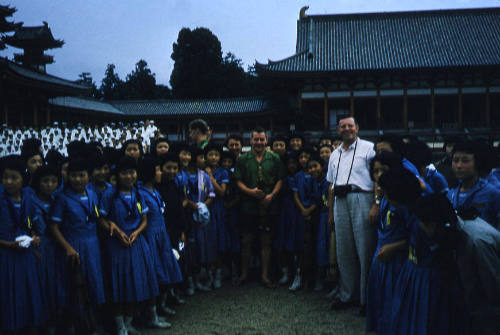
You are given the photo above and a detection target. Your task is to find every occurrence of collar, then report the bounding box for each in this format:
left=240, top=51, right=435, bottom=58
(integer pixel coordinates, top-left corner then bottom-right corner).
left=340, top=138, right=358, bottom=152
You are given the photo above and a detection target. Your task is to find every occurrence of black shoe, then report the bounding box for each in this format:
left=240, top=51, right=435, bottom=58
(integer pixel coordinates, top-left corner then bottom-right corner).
left=357, top=305, right=366, bottom=317
left=330, top=298, right=353, bottom=310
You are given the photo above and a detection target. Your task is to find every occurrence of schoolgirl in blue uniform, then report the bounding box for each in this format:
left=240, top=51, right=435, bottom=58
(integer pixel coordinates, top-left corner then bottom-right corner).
left=49, top=158, right=105, bottom=333
left=274, top=152, right=299, bottom=285
left=204, top=144, right=230, bottom=288
left=87, top=153, right=111, bottom=202
left=138, top=157, right=183, bottom=316
left=307, top=155, right=329, bottom=291
left=447, top=141, right=500, bottom=227
left=28, top=165, right=63, bottom=332
left=366, top=167, right=419, bottom=334
left=184, top=147, right=216, bottom=291
left=390, top=194, right=468, bottom=335
left=0, top=155, right=47, bottom=333
left=99, top=156, right=167, bottom=333
left=289, top=147, right=317, bottom=291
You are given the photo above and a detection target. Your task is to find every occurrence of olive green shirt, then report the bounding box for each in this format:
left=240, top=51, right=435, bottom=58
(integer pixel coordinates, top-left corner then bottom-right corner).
left=234, top=149, right=286, bottom=215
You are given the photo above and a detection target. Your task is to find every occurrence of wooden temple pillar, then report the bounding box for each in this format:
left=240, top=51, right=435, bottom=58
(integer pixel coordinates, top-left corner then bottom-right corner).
left=297, top=89, right=302, bottom=115
left=349, top=91, right=354, bottom=117
left=323, top=88, right=328, bottom=130
left=32, top=100, right=38, bottom=128
left=457, top=87, right=463, bottom=128
left=430, top=88, right=435, bottom=129
left=3, top=104, right=8, bottom=125
left=46, top=106, right=51, bottom=124
left=485, top=87, right=491, bottom=127
left=403, top=88, right=408, bottom=129
left=376, top=87, right=381, bottom=130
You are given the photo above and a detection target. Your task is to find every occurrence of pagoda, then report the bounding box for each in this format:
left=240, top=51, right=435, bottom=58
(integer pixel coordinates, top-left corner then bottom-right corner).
left=4, top=21, right=64, bottom=73
left=0, top=4, right=22, bottom=50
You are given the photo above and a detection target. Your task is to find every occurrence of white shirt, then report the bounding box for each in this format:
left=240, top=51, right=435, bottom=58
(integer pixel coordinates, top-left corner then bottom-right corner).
left=326, top=137, right=375, bottom=192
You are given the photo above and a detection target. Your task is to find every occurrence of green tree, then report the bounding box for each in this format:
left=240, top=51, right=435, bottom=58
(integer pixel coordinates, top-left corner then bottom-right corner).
left=99, top=64, right=123, bottom=100
left=76, top=72, right=98, bottom=97
left=122, top=59, right=158, bottom=99
left=170, top=27, right=223, bottom=98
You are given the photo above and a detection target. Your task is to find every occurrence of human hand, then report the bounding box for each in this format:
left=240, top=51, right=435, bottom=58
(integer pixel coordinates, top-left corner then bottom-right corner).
left=129, top=230, right=140, bottom=245
left=260, top=194, right=273, bottom=207
left=205, top=167, right=212, bottom=175
left=376, top=245, right=394, bottom=263
left=251, top=188, right=265, bottom=199
left=369, top=204, right=379, bottom=225
left=66, top=246, right=80, bottom=266
left=180, top=232, right=186, bottom=243
left=31, top=236, right=41, bottom=247
left=328, top=213, right=334, bottom=232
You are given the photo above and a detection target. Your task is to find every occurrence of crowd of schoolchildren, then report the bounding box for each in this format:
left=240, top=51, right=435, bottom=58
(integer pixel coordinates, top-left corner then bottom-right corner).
left=0, top=118, right=499, bottom=335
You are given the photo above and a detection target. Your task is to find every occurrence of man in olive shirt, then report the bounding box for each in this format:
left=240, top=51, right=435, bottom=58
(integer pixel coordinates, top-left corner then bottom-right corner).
left=188, top=119, right=211, bottom=149
left=234, top=126, right=285, bottom=288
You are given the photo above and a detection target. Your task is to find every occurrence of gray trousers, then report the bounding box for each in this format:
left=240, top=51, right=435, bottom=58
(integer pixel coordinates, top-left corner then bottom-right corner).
left=334, top=192, right=377, bottom=305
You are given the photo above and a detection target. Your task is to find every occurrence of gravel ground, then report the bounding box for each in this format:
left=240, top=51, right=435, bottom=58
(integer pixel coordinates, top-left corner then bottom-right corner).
left=142, top=281, right=365, bottom=335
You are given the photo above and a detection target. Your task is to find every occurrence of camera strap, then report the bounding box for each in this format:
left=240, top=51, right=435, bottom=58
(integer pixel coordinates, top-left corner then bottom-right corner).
left=333, top=138, right=358, bottom=187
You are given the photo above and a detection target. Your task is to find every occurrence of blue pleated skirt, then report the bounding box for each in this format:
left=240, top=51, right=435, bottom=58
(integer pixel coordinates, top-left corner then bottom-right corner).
left=145, top=226, right=183, bottom=285
left=0, top=247, right=48, bottom=332
left=106, top=233, right=159, bottom=303
left=39, top=236, right=67, bottom=312
left=63, top=234, right=106, bottom=306
left=194, top=221, right=217, bottom=264
left=390, top=260, right=468, bottom=335
left=366, top=247, right=405, bottom=334
left=316, top=211, right=330, bottom=267
left=210, top=198, right=230, bottom=254
left=273, top=196, right=300, bottom=252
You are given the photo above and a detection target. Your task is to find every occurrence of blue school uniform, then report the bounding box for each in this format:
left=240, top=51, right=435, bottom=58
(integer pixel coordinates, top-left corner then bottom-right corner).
left=87, top=181, right=111, bottom=202
left=366, top=197, right=409, bottom=334
left=292, top=170, right=317, bottom=251
left=139, top=185, right=183, bottom=285
left=390, top=213, right=467, bottom=335
left=273, top=175, right=299, bottom=251
left=225, top=171, right=240, bottom=253
left=424, top=168, right=449, bottom=194
left=447, top=178, right=500, bottom=228
left=187, top=170, right=216, bottom=264
left=99, top=186, right=159, bottom=302
left=210, top=167, right=230, bottom=254
left=0, top=189, right=47, bottom=332
left=50, top=187, right=106, bottom=306
left=28, top=194, right=66, bottom=313
left=315, top=177, right=330, bottom=267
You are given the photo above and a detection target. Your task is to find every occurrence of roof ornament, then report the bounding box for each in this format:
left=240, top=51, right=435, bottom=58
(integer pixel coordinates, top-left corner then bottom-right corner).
left=300, top=6, right=309, bottom=19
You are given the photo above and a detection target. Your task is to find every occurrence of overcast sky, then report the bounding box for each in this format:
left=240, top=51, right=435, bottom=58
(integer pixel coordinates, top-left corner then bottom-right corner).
left=3, top=0, right=499, bottom=86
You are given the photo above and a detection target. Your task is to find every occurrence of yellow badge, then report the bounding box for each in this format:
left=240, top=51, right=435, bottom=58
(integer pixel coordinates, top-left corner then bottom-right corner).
left=137, top=202, right=142, bottom=214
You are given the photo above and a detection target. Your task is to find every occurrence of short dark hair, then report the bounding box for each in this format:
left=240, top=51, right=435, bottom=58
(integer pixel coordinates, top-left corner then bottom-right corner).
left=224, top=134, right=243, bottom=148
left=251, top=126, right=266, bottom=138
left=189, top=119, right=210, bottom=134
left=337, top=115, right=358, bottom=126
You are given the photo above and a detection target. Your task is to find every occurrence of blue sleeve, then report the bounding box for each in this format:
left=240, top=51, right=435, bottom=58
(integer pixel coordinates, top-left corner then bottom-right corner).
left=221, top=169, right=230, bottom=184
left=291, top=174, right=299, bottom=192
left=430, top=171, right=449, bottom=194
left=137, top=190, right=149, bottom=215
left=206, top=172, right=215, bottom=198
left=99, top=188, right=113, bottom=217
left=50, top=193, right=65, bottom=223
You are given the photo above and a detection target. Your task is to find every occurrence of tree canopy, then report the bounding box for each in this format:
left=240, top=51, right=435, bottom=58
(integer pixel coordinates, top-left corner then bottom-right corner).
left=170, top=27, right=259, bottom=99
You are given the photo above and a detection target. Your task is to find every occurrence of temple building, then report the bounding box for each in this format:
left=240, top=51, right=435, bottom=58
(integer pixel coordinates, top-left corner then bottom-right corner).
left=256, top=7, right=500, bottom=139
left=0, top=14, right=88, bottom=127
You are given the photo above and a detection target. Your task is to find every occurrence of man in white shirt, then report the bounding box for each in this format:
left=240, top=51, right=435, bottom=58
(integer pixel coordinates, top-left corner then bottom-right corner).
left=326, top=116, right=377, bottom=315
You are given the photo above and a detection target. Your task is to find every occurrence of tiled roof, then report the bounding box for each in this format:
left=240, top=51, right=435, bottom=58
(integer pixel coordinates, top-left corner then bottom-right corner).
left=7, top=61, right=88, bottom=90
left=110, top=97, right=268, bottom=116
left=49, top=96, right=124, bottom=115
left=4, top=24, right=63, bottom=49
left=257, top=7, right=500, bottom=74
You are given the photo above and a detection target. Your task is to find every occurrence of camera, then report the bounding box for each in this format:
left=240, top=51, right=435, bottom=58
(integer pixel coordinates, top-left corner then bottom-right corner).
left=334, top=184, right=352, bottom=198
